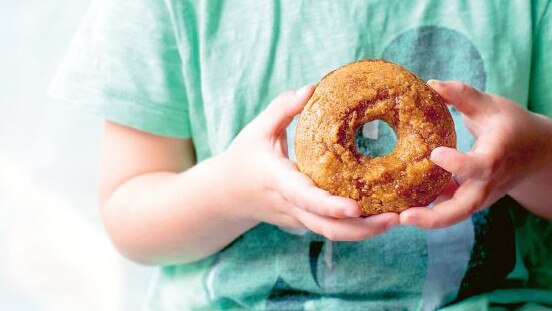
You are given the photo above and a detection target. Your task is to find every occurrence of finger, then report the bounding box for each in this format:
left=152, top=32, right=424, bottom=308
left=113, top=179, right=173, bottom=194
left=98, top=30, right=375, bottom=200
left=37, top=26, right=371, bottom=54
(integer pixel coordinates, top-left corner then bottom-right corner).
left=427, top=80, right=494, bottom=119
left=432, top=178, right=460, bottom=205
left=430, top=147, right=495, bottom=181
left=254, top=84, right=315, bottom=136
left=275, top=167, right=362, bottom=218
left=400, top=180, right=487, bottom=228
left=295, top=209, right=399, bottom=241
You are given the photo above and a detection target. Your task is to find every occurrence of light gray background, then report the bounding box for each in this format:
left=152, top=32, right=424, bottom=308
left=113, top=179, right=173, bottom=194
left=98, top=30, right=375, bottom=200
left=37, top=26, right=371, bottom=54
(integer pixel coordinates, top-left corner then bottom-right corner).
left=1, top=0, right=153, bottom=310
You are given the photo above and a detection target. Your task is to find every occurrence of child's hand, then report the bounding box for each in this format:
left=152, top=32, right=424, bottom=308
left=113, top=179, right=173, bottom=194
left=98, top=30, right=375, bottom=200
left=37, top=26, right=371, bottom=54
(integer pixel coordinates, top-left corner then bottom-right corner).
left=222, top=85, right=399, bottom=241
left=400, top=81, right=552, bottom=228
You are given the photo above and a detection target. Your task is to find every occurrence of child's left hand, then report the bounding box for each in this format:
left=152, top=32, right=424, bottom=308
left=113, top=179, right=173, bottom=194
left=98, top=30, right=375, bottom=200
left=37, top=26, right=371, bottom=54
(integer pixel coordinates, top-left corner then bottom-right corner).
left=400, top=80, right=552, bottom=228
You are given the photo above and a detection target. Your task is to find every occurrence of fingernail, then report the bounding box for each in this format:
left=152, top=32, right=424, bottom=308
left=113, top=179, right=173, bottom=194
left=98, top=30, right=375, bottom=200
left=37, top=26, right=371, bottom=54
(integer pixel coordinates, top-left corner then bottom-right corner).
left=427, top=79, right=443, bottom=87
left=296, top=84, right=313, bottom=97
left=430, top=147, right=444, bottom=161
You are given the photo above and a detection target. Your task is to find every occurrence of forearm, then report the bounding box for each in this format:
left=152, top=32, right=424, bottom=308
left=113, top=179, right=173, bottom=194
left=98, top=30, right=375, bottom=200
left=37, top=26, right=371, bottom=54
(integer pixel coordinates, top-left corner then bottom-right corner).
left=101, top=155, right=258, bottom=265
left=508, top=113, right=552, bottom=219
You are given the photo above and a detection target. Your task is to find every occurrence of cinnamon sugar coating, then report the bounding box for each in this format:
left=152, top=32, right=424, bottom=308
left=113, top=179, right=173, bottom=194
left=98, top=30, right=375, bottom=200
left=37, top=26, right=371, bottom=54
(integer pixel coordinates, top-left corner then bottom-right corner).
left=295, top=60, right=456, bottom=215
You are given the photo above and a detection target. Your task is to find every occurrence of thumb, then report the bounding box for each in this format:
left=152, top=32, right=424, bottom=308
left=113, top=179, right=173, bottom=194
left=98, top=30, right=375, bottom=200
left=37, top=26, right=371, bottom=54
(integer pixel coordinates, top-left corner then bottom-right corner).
left=428, top=80, right=493, bottom=120
left=255, top=84, right=315, bottom=136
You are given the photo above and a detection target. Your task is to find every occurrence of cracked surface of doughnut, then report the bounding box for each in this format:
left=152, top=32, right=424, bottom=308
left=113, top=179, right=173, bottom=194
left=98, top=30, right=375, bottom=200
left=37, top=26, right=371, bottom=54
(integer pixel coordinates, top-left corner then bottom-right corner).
left=295, top=60, right=456, bottom=215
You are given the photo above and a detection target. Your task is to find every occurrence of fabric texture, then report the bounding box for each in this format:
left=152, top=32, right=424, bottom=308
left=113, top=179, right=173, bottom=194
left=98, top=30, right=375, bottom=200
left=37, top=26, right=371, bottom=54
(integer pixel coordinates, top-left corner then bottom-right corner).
left=49, top=0, right=552, bottom=310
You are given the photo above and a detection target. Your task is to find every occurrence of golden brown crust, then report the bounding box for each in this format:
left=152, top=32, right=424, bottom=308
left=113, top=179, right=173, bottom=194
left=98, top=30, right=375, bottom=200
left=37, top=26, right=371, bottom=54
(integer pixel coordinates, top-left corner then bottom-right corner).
left=294, top=59, right=456, bottom=215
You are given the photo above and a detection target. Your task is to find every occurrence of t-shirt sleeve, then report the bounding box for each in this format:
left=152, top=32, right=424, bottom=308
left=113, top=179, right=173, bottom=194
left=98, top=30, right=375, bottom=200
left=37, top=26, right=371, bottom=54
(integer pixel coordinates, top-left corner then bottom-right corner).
left=528, top=1, right=552, bottom=118
left=49, top=0, right=191, bottom=138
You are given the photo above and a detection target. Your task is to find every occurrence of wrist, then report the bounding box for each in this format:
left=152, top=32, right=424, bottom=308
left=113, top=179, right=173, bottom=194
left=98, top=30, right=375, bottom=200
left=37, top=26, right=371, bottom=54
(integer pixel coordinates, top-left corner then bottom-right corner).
left=507, top=113, right=552, bottom=218
left=209, top=151, right=261, bottom=228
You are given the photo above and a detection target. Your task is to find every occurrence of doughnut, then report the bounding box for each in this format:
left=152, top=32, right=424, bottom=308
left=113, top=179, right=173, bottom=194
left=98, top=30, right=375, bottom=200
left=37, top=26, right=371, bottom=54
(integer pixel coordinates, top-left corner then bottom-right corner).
left=294, top=59, right=456, bottom=215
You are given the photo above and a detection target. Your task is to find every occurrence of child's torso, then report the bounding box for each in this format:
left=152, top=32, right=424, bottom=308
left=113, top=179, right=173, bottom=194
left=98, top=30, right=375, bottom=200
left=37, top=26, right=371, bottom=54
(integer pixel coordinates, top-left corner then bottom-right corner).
left=149, top=1, right=539, bottom=310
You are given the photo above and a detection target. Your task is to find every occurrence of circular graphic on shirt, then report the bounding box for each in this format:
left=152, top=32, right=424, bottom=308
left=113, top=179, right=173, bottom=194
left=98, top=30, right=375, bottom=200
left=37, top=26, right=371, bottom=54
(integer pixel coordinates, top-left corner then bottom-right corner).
left=381, top=25, right=486, bottom=91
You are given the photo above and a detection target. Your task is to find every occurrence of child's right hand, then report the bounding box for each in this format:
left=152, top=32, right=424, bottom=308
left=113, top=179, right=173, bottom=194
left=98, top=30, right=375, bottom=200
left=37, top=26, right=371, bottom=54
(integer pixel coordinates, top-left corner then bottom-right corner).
left=221, top=85, right=400, bottom=241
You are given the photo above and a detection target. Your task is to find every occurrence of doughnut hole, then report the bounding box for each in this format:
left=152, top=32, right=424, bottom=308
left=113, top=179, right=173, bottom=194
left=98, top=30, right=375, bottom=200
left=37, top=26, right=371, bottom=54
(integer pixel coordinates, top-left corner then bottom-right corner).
left=354, top=120, right=397, bottom=157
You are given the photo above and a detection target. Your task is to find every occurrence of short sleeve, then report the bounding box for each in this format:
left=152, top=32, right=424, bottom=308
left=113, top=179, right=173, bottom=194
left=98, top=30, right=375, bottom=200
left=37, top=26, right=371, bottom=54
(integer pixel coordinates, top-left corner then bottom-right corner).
left=49, top=0, right=191, bottom=138
left=529, top=1, right=552, bottom=118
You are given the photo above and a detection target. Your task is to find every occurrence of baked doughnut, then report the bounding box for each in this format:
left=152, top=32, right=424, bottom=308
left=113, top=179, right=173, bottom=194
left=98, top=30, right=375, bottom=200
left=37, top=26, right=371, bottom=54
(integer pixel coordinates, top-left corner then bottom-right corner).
left=295, top=60, right=456, bottom=215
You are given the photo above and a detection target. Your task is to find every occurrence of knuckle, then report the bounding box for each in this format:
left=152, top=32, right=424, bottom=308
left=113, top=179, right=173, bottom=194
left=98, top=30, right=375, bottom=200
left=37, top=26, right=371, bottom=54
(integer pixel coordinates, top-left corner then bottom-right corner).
left=294, top=196, right=315, bottom=214
left=458, top=82, right=476, bottom=95
left=449, top=81, right=469, bottom=95
left=302, top=202, right=314, bottom=214
left=458, top=82, right=470, bottom=93
left=480, top=155, right=499, bottom=180
left=281, top=215, right=304, bottom=229
left=271, top=193, right=290, bottom=212
left=330, top=207, right=347, bottom=218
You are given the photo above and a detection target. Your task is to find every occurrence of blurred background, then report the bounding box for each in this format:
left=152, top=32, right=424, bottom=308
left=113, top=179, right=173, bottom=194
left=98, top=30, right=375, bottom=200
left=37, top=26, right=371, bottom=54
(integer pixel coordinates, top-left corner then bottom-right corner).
left=0, top=0, right=153, bottom=310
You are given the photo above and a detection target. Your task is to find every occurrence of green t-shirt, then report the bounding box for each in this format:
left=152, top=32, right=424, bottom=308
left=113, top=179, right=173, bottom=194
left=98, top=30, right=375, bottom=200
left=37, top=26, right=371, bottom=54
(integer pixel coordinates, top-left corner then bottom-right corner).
left=50, top=0, right=552, bottom=310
